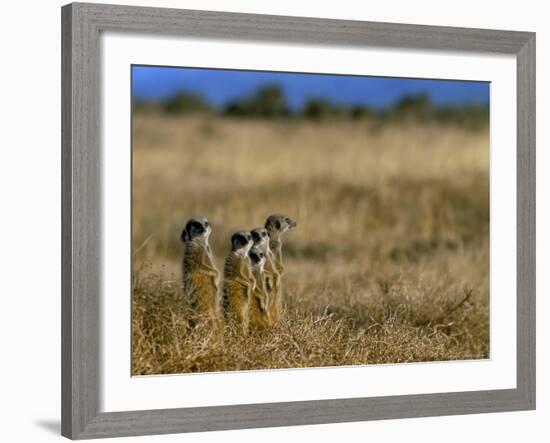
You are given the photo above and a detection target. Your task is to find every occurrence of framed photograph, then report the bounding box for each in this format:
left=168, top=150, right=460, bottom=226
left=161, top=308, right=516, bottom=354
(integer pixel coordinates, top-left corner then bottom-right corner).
left=61, top=2, right=535, bottom=439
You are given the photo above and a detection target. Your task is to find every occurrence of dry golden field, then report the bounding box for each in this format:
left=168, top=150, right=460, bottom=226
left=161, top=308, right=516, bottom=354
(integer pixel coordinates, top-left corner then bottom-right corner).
left=132, top=114, right=489, bottom=375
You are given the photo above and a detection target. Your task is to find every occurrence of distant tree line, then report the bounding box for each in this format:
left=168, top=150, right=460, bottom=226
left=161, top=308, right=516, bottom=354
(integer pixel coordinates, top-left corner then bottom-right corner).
left=133, top=84, right=489, bottom=128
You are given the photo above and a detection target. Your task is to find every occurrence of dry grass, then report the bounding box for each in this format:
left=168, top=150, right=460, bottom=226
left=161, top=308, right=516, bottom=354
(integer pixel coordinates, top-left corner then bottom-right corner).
left=132, top=115, right=489, bottom=375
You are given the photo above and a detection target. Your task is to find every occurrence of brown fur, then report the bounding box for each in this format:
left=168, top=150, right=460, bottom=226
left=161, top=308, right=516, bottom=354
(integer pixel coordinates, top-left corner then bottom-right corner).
left=267, top=239, right=284, bottom=323
left=264, top=215, right=296, bottom=324
left=249, top=261, right=272, bottom=329
left=222, top=252, right=256, bottom=333
left=182, top=241, right=220, bottom=324
left=250, top=227, right=281, bottom=326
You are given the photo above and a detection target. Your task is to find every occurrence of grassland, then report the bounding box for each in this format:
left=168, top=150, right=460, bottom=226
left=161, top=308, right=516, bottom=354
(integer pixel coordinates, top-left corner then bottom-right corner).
left=132, top=115, right=489, bottom=375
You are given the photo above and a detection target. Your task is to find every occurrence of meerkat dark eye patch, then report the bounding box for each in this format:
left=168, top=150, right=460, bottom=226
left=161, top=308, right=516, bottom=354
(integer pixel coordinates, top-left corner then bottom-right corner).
left=231, top=233, right=248, bottom=250
left=249, top=251, right=260, bottom=264
left=275, top=220, right=281, bottom=230
left=182, top=220, right=205, bottom=242
left=190, top=221, right=205, bottom=235
left=251, top=231, right=261, bottom=243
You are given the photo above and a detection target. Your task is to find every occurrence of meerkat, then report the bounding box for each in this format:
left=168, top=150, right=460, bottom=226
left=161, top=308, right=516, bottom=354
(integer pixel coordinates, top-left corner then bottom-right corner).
left=221, top=231, right=256, bottom=333
left=247, top=246, right=272, bottom=329
left=251, top=227, right=281, bottom=295
left=264, top=214, right=297, bottom=323
left=180, top=216, right=220, bottom=325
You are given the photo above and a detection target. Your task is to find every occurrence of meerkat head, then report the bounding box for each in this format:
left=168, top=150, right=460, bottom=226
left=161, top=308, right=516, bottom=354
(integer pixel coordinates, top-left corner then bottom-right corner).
left=249, top=246, right=266, bottom=271
left=180, top=216, right=212, bottom=244
left=251, top=227, right=270, bottom=252
left=265, top=214, right=297, bottom=242
left=230, top=230, right=253, bottom=256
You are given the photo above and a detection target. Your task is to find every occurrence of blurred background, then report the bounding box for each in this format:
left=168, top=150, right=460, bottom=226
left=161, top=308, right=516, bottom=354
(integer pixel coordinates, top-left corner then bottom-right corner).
left=133, top=66, right=489, bottom=125
left=132, top=66, right=490, bottom=374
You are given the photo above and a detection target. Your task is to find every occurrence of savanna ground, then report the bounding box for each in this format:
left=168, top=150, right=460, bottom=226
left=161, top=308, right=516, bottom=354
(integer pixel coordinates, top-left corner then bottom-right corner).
left=132, top=115, right=489, bottom=375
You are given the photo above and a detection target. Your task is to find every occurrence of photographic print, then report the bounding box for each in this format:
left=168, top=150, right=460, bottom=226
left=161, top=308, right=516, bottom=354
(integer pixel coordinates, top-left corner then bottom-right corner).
left=131, top=66, right=490, bottom=376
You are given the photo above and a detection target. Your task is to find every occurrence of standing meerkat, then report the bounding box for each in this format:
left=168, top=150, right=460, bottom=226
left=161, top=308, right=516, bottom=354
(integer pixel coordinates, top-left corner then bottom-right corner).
left=221, top=231, right=255, bottom=333
left=264, top=214, right=297, bottom=323
left=180, top=216, right=220, bottom=325
left=247, top=246, right=272, bottom=329
left=251, top=227, right=280, bottom=295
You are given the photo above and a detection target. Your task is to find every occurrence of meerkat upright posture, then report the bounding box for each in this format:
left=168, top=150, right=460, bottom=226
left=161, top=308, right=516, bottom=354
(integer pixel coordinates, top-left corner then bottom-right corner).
left=222, top=231, right=255, bottom=333
left=264, top=214, right=297, bottom=323
left=180, top=216, right=220, bottom=325
left=250, top=227, right=280, bottom=324
left=247, top=246, right=272, bottom=329
left=251, top=227, right=280, bottom=294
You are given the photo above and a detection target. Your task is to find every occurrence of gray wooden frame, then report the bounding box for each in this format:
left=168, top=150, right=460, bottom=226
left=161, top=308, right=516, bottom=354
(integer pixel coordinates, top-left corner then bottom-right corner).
left=61, top=2, right=536, bottom=439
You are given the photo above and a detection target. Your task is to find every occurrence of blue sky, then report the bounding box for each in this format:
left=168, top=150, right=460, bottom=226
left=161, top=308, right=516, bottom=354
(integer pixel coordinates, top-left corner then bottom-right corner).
left=132, top=65, right=489, bottom=110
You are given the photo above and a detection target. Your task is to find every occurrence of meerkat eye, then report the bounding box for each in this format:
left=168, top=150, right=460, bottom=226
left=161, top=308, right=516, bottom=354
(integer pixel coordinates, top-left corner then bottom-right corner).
left=275, top=220, right=281, bottom=230
left=262, top=232, right=267, bottom=238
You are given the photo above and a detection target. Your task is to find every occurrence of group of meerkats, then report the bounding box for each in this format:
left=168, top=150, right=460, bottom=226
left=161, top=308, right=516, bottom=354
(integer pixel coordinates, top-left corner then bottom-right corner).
left=180, top=213, right=296, bottom=332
